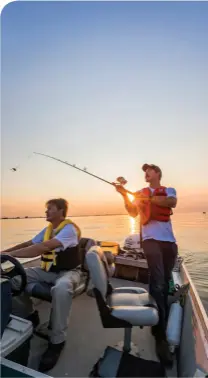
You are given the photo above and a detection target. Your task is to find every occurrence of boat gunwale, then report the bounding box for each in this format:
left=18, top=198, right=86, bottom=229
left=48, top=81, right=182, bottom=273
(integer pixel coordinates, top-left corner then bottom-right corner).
left=181, top=263, right=208, bottom=340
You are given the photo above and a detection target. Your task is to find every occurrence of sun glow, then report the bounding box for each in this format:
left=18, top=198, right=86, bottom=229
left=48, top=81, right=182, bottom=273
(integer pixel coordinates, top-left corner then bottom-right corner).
left=129, top=216, right=137, bottom=235
left=127, top=193, right=135, bottom=202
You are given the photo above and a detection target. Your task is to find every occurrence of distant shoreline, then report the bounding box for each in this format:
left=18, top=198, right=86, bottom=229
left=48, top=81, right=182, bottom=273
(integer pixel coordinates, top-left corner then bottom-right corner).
left=1, top=214, right=126, bottom=220
left=1, top=211, right=206, bottom=220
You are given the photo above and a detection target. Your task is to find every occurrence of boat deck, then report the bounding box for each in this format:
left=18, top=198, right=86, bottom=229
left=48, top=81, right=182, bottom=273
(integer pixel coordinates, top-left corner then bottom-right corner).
left=28, top=278, right=177, bottom=377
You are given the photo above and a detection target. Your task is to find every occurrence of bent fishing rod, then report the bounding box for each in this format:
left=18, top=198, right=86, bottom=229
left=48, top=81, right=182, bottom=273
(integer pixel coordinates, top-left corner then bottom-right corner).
left=33, top=152, right=135, bottom=196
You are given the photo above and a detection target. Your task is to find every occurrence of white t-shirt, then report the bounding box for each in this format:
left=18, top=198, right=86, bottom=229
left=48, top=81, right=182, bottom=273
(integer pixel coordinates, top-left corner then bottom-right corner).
left=32, top=224, right=78, bottom=252
left=133, top=187, right=177, bottom=242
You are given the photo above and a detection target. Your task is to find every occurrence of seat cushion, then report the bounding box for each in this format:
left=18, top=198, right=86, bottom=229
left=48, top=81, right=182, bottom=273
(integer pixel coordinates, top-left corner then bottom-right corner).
left=108, top=292, right=157, bottom=308
left=111, top=306, right=159, bottom=326
left=113, top=287, right=147, bottom=295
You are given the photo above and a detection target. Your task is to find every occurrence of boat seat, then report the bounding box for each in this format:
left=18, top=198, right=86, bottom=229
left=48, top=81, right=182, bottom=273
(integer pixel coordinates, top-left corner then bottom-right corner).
left=85, top=246, right=159, bottom=352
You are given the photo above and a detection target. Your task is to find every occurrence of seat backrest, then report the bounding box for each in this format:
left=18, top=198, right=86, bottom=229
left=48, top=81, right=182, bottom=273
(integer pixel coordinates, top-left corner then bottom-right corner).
left=79, top=238, right=97, bottom=270
left=85, top=247, right=108, bottom=300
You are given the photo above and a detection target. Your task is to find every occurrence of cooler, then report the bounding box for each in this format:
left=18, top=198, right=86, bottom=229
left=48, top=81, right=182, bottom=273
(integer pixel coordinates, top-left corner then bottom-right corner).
left=0, top=315, right=33, bottom=367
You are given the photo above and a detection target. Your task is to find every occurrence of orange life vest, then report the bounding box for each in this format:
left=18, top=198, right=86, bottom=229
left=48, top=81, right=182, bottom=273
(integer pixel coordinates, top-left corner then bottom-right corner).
left=139, top=186, right=172, bottom=225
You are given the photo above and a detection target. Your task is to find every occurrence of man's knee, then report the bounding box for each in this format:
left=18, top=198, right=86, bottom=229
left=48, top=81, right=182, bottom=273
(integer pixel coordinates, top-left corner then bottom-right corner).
left=51, top=279, right=74, bottom=297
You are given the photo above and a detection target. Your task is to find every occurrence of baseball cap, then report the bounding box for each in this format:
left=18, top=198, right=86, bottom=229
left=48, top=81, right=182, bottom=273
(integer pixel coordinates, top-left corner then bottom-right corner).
left=142, top=164, right=162, bottom=178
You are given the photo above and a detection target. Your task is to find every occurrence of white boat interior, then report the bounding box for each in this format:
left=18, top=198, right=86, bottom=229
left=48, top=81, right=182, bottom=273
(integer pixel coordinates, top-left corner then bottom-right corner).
left=30, top=278, right=162, bottom=376
left=1, top=240, right=208, bottom=378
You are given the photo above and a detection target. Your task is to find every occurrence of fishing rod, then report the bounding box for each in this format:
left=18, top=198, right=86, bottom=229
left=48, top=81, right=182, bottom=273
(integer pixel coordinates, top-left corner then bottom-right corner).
left=33, top=152, right=135, bottom=196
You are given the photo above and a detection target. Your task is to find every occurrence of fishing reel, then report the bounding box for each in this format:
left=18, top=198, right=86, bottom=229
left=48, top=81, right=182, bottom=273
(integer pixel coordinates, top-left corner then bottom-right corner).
left=113, top=177, right=135, bottom=196
left=115, top=176, right=128, bottom=186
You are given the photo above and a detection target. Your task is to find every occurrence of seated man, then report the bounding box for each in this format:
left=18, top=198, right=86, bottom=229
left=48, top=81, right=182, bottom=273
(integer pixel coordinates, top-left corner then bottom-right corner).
left=1, top=198, right=82, bottom=372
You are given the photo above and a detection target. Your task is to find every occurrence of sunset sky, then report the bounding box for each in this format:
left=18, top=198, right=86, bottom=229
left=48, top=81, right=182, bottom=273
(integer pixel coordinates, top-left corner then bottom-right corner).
left=1, top=1, right=208, bottom=217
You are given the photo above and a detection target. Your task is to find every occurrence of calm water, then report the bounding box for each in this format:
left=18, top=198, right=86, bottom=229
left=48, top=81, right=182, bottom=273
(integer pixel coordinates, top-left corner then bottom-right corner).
left=1, top=213, right=208, bottom=314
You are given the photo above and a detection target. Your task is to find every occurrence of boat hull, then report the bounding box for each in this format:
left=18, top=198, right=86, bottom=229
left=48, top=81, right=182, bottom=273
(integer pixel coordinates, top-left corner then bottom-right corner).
left=173, top=264, right=208, bottom=376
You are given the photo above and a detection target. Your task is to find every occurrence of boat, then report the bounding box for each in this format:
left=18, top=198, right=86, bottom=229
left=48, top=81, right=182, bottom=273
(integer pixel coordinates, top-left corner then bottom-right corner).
left=1, top=236, right=208, bottom=377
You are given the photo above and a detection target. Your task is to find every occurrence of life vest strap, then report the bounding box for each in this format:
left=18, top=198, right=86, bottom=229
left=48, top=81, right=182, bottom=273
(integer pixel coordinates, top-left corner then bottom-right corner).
left=41, top=257, right=54, bottom=262
left=41, top=219, right=81, bottom=271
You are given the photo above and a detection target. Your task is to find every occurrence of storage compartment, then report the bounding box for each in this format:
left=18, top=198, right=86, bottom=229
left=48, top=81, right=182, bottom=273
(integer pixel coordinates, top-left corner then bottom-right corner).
left=1, top=315, right=33, bottom=367
left=115, top=264, right=139, bottom=281
left=114, top=257, right=149, bottom=284
left=137, top=267, right=149, bottom=284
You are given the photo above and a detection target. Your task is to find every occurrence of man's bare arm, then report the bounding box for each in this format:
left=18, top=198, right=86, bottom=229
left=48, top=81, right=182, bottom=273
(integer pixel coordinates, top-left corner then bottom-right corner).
left=114, top=184, right=139, bottom=217
left=1, top=239, right=63, bottom=258
left=123, top=195, right=139, bottom=218
left=1, top=240, right=33, bottom=254
left=151, top=196, right=177, bottom=208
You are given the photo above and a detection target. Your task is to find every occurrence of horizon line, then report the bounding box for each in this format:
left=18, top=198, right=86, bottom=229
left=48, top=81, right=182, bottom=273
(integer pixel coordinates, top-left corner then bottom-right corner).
left=1, top=210, right=207, bottom=220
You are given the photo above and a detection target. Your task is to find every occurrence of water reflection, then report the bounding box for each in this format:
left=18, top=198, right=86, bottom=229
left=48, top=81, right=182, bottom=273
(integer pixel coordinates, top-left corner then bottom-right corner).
left=129, top=216, right=138, bottom=235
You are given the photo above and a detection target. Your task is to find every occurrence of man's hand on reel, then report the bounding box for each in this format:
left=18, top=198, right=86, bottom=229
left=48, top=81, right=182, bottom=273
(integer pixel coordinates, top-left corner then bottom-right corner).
left=113, top=176, right=129, bottom=196
left=113, top=183, right=128, bottom=196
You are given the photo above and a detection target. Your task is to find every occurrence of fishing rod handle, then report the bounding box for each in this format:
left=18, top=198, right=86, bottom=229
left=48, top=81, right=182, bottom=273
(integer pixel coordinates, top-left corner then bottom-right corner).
left=112, top=182, right=135, bottom=196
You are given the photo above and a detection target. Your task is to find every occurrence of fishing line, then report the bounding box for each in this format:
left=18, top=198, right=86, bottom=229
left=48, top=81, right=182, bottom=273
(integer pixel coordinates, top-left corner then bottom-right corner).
left=33, top=151, right=135, bottom=195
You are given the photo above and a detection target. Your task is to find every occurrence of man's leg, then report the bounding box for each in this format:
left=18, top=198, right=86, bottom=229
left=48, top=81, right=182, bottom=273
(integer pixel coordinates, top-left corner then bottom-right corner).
left=50, top=268, right=82, bottom=344
left=162, top=242, right=178, bottom=319
left=143, top=239, right=175, bottom=366
left=39, top=268, right=82, bottom=372
left=142, top=239, right=166, bottom=339
left=12, top=267, right=56, bottom=320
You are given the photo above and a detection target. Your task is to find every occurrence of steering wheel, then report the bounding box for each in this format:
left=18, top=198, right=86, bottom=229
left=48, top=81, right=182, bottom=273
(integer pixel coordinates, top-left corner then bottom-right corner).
left=0, top=254, right=27, bottom=296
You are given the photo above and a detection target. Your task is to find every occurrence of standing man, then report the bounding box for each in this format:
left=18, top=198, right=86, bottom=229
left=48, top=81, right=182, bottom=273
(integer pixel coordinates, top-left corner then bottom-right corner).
left=1, top=198, right=82, bottom=372
left=115, top=164, right=178, bottom=366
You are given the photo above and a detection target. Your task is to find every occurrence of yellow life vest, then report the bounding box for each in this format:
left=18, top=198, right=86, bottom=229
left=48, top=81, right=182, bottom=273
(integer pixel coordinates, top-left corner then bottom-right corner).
left=41, top=219, right=81, bottom=272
